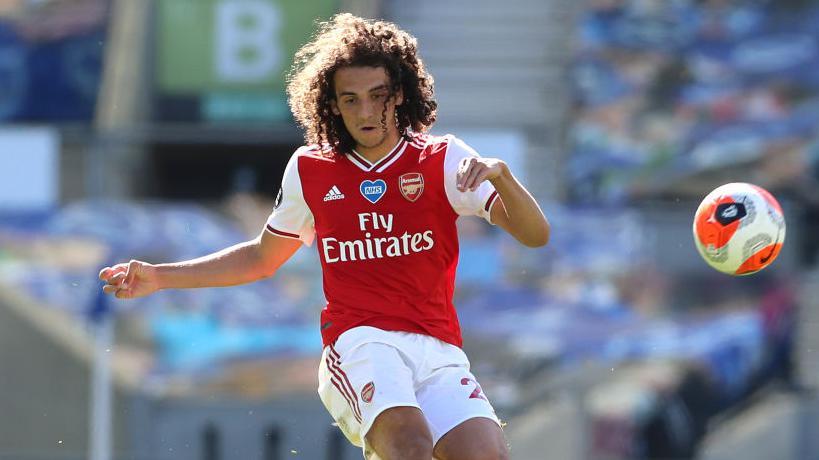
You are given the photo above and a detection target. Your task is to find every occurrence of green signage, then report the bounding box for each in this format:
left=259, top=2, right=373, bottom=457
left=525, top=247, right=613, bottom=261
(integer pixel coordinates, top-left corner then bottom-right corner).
left=156, top=0, right=335, bottom=121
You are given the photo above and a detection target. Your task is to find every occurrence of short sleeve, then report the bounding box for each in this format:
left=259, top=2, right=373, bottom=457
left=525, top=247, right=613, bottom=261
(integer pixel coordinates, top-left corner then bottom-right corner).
left=265, top=148, right=315, bottom=245
left=443, top=135, right=499, bottom=223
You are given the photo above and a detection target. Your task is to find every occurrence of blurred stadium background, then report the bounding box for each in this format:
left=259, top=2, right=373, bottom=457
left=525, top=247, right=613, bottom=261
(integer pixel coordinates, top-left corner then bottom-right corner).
left=1, top=0, right=818, bottom=459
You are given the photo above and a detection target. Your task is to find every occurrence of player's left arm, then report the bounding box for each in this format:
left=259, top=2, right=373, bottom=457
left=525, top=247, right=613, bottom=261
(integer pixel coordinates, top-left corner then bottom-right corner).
left=457, top=157, right=550, bottom=247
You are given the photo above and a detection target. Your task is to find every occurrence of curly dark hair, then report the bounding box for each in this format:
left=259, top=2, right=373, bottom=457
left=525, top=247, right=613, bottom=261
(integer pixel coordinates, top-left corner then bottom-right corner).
left=286, top=13, right=437, bottom=154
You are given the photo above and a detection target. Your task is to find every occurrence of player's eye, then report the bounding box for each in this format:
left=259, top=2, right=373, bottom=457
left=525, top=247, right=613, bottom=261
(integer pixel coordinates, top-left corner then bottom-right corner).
left=341, top=97, right=356, bottom=105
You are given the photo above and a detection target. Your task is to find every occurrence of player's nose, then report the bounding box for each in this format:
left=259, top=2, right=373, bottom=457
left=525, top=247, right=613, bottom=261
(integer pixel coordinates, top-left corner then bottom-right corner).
left=359, top=99, right=378, bottom=119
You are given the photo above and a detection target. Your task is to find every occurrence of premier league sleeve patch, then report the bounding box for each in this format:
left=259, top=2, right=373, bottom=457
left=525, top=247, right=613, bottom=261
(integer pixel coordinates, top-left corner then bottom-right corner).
left=274, top=187, right=283, bottom=209
left=399, top=173, right=424, bottom=202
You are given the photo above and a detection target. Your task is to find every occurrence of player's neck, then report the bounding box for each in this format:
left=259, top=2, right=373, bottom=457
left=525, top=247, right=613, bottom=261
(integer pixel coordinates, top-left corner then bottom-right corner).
left=354, top=131, right=402, bottom=164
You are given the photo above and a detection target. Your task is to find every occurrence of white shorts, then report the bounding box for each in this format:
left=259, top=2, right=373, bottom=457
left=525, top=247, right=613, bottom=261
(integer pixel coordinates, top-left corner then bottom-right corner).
left=317, top=326, right=500, bottom=451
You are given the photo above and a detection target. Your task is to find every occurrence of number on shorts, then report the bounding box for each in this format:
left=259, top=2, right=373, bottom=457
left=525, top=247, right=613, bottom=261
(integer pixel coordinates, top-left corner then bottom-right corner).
left=460, top=377, right=488, bottom=401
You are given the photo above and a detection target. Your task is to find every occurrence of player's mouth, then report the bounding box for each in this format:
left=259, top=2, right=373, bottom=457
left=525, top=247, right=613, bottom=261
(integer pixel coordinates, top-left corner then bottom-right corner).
left=360, top=126, right=378, bottom=133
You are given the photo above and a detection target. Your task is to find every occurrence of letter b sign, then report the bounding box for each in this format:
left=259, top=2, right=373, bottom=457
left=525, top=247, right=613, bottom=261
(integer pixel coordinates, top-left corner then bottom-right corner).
left=215, top=0, right=281, bottom=82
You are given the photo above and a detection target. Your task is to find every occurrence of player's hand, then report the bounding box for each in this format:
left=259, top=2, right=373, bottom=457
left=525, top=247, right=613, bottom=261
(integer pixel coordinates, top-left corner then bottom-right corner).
left=98, top=260, right=159, bottom=299
left=456, top=157, right=508, bottom=192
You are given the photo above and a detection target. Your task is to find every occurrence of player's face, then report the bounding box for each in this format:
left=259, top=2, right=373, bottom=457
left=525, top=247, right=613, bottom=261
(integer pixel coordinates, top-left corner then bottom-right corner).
left=332, top=66, right=403, bottom=157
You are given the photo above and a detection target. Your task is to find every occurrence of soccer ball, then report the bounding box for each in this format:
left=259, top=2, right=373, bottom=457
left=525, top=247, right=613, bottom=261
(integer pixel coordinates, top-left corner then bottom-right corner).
left=693, top=183, right=786, bottom=275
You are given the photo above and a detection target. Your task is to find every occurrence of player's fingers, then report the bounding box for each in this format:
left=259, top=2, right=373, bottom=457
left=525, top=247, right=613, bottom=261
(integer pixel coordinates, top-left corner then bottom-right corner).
left=102, top=284, right=129, bottom=297
left=462, top=163, right=485, bottom=191
left=108, top=272, right=127, bottom=287
left=457, top=158, right=475, bottom=191
left=469, top=169, right=491, bottom=191
left=115, top=288, right=132, bottom=299
left=123, top=260, right=140, bottom=287
left=98, top=264, right=126, bottom=281
left=459, top=164, right=475, bottom=191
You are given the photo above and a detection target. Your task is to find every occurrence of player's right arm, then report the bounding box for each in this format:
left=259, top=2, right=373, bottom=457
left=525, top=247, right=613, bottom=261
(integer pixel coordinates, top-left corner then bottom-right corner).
left=98, top=230, right=301, bottom=300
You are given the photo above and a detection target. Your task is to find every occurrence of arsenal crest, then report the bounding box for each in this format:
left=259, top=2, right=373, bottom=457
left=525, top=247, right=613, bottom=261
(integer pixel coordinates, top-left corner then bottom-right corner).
left=399, top=173, right=424, bottom=202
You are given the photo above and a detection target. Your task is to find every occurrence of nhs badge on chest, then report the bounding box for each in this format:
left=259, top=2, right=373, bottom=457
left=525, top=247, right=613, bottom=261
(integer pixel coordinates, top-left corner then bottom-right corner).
left=399, top=173, right=424, bottom=202
left=360, top=179, right=387, bottom=204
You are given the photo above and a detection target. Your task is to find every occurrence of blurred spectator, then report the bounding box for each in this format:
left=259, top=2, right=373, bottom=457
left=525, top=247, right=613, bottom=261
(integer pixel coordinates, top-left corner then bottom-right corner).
left=570, top=0, right=819, bottom=210
left=0, top=0, right=107, bottom=121
left=757, top=137, right=819, bottom=266
left=5, top=0, right=108, bottom=42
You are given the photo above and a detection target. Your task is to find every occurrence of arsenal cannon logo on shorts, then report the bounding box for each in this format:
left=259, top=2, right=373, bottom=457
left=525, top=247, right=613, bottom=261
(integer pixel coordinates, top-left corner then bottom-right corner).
left=399, top=173, right=424, bottom=202
left=361, top=381, right=375, bottom=403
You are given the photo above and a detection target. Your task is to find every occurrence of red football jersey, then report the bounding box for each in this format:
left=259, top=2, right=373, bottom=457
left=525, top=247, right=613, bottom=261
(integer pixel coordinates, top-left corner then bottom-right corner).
left=266, top=133, right=499, bottom=347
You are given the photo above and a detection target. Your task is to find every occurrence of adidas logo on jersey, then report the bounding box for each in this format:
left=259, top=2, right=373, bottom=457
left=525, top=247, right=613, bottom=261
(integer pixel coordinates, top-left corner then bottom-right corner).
left=323, top=185, right=346, bottom=202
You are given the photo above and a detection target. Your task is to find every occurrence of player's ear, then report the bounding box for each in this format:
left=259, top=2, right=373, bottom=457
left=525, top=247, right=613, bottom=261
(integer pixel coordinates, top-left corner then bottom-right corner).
left=394, top=88, right=403, bottom=107
left=330, top=99, right=340, bottom=116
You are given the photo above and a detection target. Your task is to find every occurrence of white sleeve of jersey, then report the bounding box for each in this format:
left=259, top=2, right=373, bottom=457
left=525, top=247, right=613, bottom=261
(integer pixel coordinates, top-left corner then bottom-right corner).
left=443, top=135, right=499, bottom=224
left=265, top=147, right=316, bottom=246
